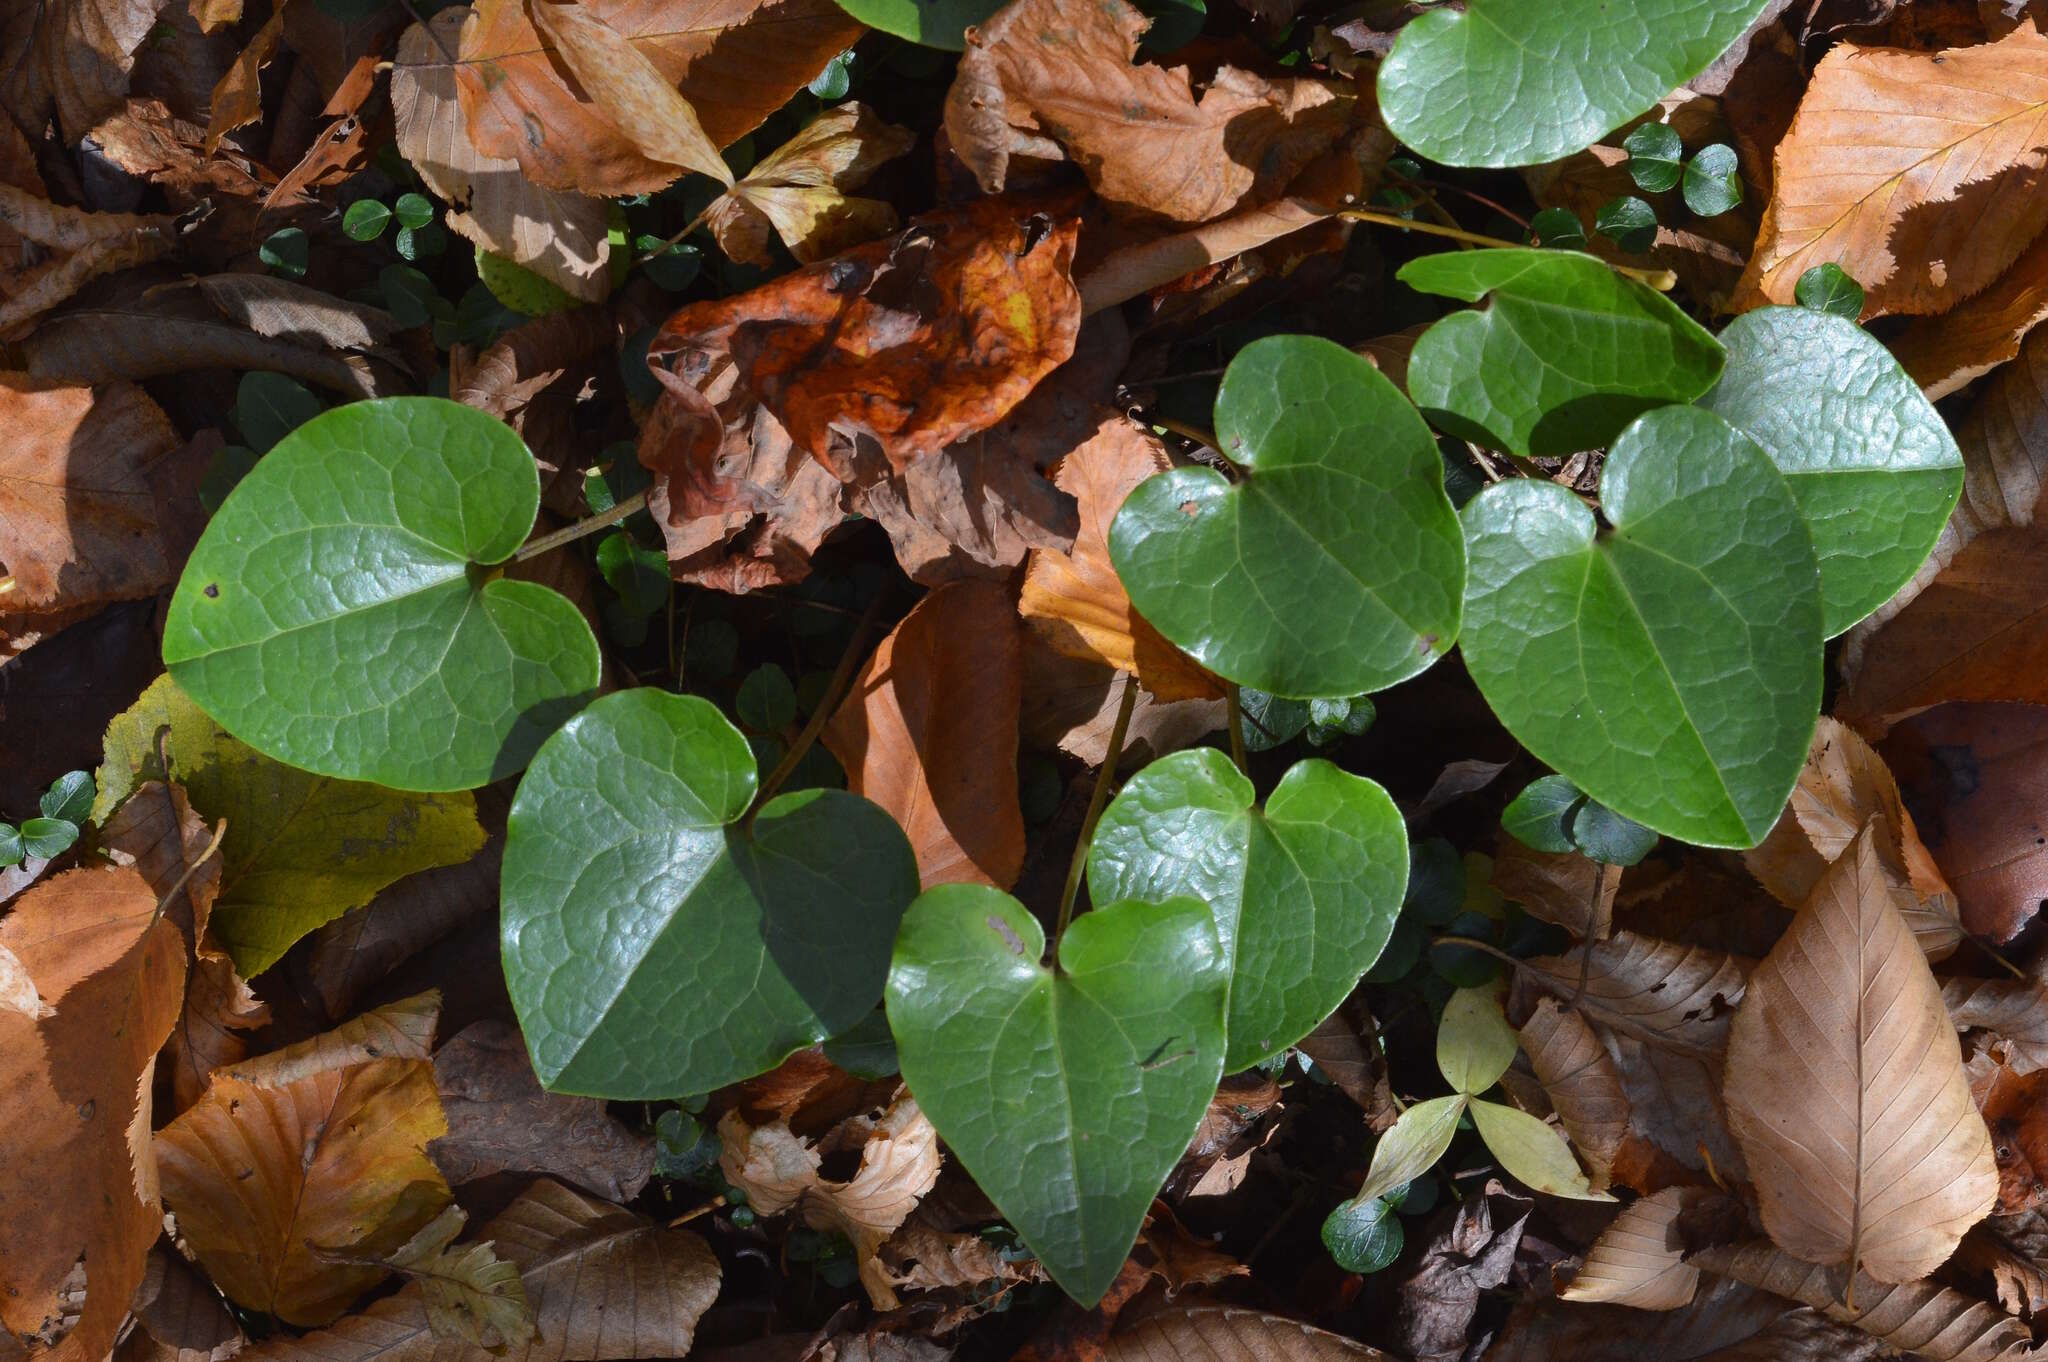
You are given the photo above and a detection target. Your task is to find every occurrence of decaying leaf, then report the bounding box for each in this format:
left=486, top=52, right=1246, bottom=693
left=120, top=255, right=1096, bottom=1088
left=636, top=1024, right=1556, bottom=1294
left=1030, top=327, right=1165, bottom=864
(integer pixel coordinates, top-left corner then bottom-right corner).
left=823, top=579, right=1025, bottom=889
left=239, top=1179, right=721, bottom=1362
left=1020, top=638, right=1225, bottom=766
left=312, top=1205, right=535, bottom=1354
left=1734, top=27, right=2048, bottom=316
left=720, top=1090, right=942, bottom=1309
left=1, top=0, right=174, bottom=140
left=1723, top=826, right=1997, bottom=1283
left=299, top=839, right=504, bottom=1021
left=223, top=991, right=440, bottom=1086
left=1947, top=977, right=2048, bottom=1074
left=707, top=103, right=913, bottom=266
left=1894, top=229, right=2048, bottom=399
left=117, top=1248, right=243, bottom=1362
left=1561, top=1187, right=1713, bottom=1309
left=202, top=5, right=281, bottom=154
left=1521, top=934, right=1750, bottom=1051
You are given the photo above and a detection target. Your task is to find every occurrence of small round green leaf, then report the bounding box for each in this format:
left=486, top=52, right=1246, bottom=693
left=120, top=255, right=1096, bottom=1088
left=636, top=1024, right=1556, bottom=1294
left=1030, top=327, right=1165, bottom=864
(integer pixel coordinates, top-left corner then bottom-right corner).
left=1621, top=123, right=1682, bottom=192
left=1459, top=406, right=1823, bottom=847
left=1377, top=0, right=1774, bottom=167
left=808, top=49, right=854, bottom=99
left=1109, top=335, right=1465, bottom=697
left=1357, top=1093, right=1466, bottom=1203
left=1681, top=143, right=1743, bottom=217
left=1437, top=986, right=1517, bottom=1094
left=1795, top=263, right=1865, bottom=320
left=1529, top=207, right=1587, bottom=250
left=595, top=531, right=669, bottom=617
left=1701, top=305, right=1963, bottom=636
left=1569, top=800, right=1659, bottom=866
left=1594, top=196, right=1659, bottom=253
left=829, top=0, right=1002, bottom=49
left=260, top=227, right=309, bottom=278
left=19, top=817, right=78, bottom=860
left=1470, top=1098, right=1614, bottom=1200
left=504, top=689, right=920, bottom=1098
left=1088, top=747, right=1408, bottom=1070
left=736, top=664, right=798, bottom=732
left=888, top=885, right=1228, bottom=1306
left=342, top=199, right=392, bottom=241
left=1502, top=775, right=1584, bottom=854
left=39, top=771, right=95, bottom=826
left=1323, top=1196, right=1403, bottom=1274
left=163, top=397, right=602, bottom=791
left=1401, top=250, right=1724, bottom=458
left=394, top=192, right=436, bottom=230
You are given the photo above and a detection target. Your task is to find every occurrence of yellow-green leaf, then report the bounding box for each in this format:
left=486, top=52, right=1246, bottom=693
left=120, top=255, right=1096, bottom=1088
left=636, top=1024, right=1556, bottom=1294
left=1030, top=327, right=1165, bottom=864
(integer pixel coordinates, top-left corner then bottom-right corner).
left=1437, top=986, right=1517, bottom=1095
left=1357, top=1094, right=1466, bottom=1203
left=1469, top=1099, right=1614, bottom=1201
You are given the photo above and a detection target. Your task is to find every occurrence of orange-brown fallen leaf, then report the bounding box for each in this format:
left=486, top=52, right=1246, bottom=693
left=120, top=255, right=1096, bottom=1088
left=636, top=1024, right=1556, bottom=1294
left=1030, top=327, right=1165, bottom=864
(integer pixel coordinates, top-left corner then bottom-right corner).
left=824, top=578, right=1025, bottom=889
left=455, top=0, right=861, bottom=196
left=1894, top=230, right=2048, bottom=399
left=0, top=862, right=186, bottom=1362
left=1019, top=412, right=1222, bottom=702
left=203, top=4, right=281, bottom=153
left=1734, top=27, right=2048, bottom=317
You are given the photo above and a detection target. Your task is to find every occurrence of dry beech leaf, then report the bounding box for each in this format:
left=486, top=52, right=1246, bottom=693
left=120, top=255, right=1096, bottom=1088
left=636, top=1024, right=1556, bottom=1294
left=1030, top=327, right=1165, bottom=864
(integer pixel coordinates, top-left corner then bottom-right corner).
left=1103, top=1305, right=1394, bottom=1361
left=0, top=861, right=184, bottom=1362
left=719, top=1090, right=941, bottom=1309
left=1694, top=1241, right=2033, bottom=1361
left=239, top=1178, right=721, bottom=1362
left=0, top=941, right=51, bottom=1018
left=1521, top=934, right=1750, bottom=1051
left=392, top=10, right=609, bottom=303
left=0, top=221, right=179, bottom=334
left=1734, top=27, right=2048, bottom=317
left=707, top=103, right=914, bottom=267
left=224, top=989, right=441, bottom=1086
left=1895, top=230, right=2048, bottom=399
left=1519, top=998, right=1628, bottom=1192
left=1018, top=412, right=1222, bottom=702
left=946, top=0, right=1353, bottom=224
left=311, top=1205, right=535, bottom=1354
left=1723, top=826, right=1997, bottom=1283
left=300, top=839, right=503, bottom=1021
left=879, top=1223, right=1044, bottom=1296
left=1946, top=977, right=2048, bottom=1074
left=1490, top=1272, right=1886, bottom=1362
left=454, top=0, right=860, bottom=196
left=1492, top=841, right=1617, bottom=940
left=1742, top=717, right=1961, bottom=958
left=180, top=274, right=401, bottom=351
left=823, top=578, right=1025, bottom=888
left=1966, top=1053, right=2048, bottom=1215
left=1561, top=1187, right=1712, bottom=1309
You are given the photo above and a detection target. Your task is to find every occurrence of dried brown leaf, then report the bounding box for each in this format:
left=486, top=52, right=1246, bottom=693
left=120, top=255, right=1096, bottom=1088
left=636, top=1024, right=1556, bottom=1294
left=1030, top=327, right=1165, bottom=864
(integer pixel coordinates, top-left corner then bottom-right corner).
left=1522, top=934, right=1750, bottom=1051
left=1947, top=977, right=2048, bottom=1074
left=1, top=0, right=173, bottom=140
left=1103, top=1306, right=1392, bottom=1361
left=1492, top=841, right=1617, bottom=940
left=1019, top=640, right=1224, bottom=766
left=203, top=5, right=281, bottom=153
left=1519, top=998, right=1628, bottom=1191
left=1561, top=1187, right=1714, bottom=1309
left=22, top=299, right=398, bottom=396
left=707, top=103, right=913, bottom=266
left=224, top=989, right=440, bottom=1086
left=116, top=1248, right=243, bottom=1362
left=1895, top=229, right=2048, bottom=398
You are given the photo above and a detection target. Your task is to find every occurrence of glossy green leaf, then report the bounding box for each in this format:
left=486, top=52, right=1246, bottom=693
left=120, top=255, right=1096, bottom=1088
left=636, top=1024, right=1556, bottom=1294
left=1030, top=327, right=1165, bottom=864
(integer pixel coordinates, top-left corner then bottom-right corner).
left=1237, top=689, right=1310, bottom=752
left=503, top=689, right=919, bottom=1099
left=1595, top=196, right=1658, bottom=253
left=1322, top=1196, right=1403, bottom=1274
left=1501, top=776, right=1583, bottom=854
left=1088, top=747, right=1408, bottom=1069
left=18, top=818, right=76, bottom=861
left=1701, top=306, right=1963, bottom=636
left=0, top=825, right=21, bottom=867
left=1470, top=1099, right=1614, bottom=1200
left=1530, top=207, right=1587, bottom=250
left=1357, top=1094, right=1466, bottom=1203
left=1401, top=250, right=1724, bottom=458
left=1459, top=406, right=1823, bottom=847
left=1795, top=264, right=1864, bottom=320
left=261, top=227, right=308, bottom=278
left=1569, top=800, right=1659, bottom=866
left=39, top=771, right=94, bottom=826
left=342, top=199, right=391, bottom=241
left=1378, top=0, right=1774, bottom=167
left=829, top=0, right=1001, bottom=50
left=1681, top=143, right=1742, bottom=217
left=887, top=885, right=1227, bottom=1306
left=232, top=372, right=320, bottom=454
left=163, top=397, right=602, bottom=791
left=1108, top=334, right=1465, bottom=698
left=1437, top=986, right=1517, bottom=1094
left=394, top=192, right=436, bottom=230
left=1622, top=123, right=1682, bottom=192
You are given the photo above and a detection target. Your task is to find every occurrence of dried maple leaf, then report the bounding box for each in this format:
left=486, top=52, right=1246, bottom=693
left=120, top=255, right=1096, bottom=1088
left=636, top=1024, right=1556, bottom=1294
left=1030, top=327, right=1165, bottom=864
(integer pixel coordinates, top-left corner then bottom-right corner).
left=719, top=1090, right=942, bottom=1309
left=707, top=102, right=913, bottom=266
left=1734, top=27, right=2048, bottom=317
left=1019, top=412, right=1222, bottom=701
left=454, top=0, right=860, bottom=196
left=1723, top=825, right=1997, bottom=1282
left=0, top=862, right=185, bottom=1362
left=946, top=0, right=1354, bottom=224
left=392, top=10, right=609, bottom=302
left=823, top=579, right=1025, bottom=889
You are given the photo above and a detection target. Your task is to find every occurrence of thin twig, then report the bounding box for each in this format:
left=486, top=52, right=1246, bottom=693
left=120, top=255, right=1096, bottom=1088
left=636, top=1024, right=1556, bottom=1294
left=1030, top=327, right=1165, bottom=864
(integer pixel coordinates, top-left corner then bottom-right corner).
left=1055, top=675, right=1139, bottom=951
left=744, top=594, right=885, bottom=831
left=668, top=1197, right=726, bottom=1227
left=510, top=491, right=649, bottom=563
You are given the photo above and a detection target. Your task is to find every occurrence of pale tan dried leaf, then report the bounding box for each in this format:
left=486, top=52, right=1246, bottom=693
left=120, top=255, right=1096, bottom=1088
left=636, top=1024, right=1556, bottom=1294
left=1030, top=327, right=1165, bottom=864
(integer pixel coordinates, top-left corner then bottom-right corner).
left=203, top=5, right=281, bottom=153
left=1946, top=977, right=2048, bottom=1074
left=1724, top=826, right=1997, bottom=1282
left=1103, top=1306, right=1394, bottom=1361
left=1895, top=231, right=2048, bottom=399
left=183, top=273, right=401, bottom=349
left=0, top=225, right=177, bottom=334
left=720, top=1091, right=941, bottom=1309
left=0, top=181, right=170, bottom=250
left=224, top=989, right=440, bottom=1086
left=1695, top=1241, right=2033, bottom=1361
left=392, top=11, right=609, bottom=303
left=1519, top=998, right=1628, bottom=1191
left=708, top=103, right=912, bottom=266
left=879, top=1223, right=1043, bottom=1294
left=1521, top=934, right=1750, bottom=1051
left=0, top=941, right=51, bottom=1018
left=1562, top=1188, right=1708, bottom=1308
left=1492, top=842, right=1617, bottom=940
left=239, top=1179, right=720, bottom=1362
left=1734, top=28, right=2048, bottom=316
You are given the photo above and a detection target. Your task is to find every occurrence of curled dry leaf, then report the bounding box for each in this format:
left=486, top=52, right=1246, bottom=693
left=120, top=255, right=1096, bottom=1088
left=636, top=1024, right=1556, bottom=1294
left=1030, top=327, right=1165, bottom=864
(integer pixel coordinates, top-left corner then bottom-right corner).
left=1734, top=27, right=2048, bottom=317
left=1723, top=826, right=1997, bottom=1283
left=1694, top=1241, right=2033, bottom=1361
left=1020, top=638, right=1225, bottom=767
left=224, top=990, right=440, bottom=1086
left=525, top=0, right=730, bottom=188
left=1, top=0, right=172, bottom=140
left=239, top=1179, right=721, bottom=1362
left=1561, top=1187, right=1714, bottom=1309
left=202, top=5, right=281, bottom=154
left=946, top=0, right=1354, bottom=224
left=1742, top=717, right=1961, bottom=957
left=0, top=861, right=185, bottom=1362
left=392, top=10, right=609, bottom=303
left=707, top=103, right=915, bottom=267
left=1521, top=933, right=1750, bottom=1051
left=1894, top=230, right=2048, bottom=399
left=1518, top=998, right=1628, bottom=1192
left=1018, top=412, right=1222, bottom=702
left=823, top=579, right=1025, bottom=889
left=312, top=1205, right=536, bottom=1354
left=719, top=1090, right=942, bottom=1309
left=455, top=0, right=860, bottom=196
left=1946, top=977, right=2048, bottom=1074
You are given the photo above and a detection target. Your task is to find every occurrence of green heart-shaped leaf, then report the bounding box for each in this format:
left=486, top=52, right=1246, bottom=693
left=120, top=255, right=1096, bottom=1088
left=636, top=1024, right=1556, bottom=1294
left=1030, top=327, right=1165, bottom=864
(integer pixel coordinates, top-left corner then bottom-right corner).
left=1459, top=406, right=1822, bottom=847
left=502, top=689, right=920, bottom=1099
left=1401, top=250, right=1726, bottom=458
left=1701, top=306, right=1964, bottom=637
left=887, top=886, right=1228, bottom=1306
left=1087, top=748, right=1406, bottom=1070
left=830, top=0, right=1000, bottom=49
left=164, top=397, right=601, bottom=791
left=1108, top=334, right=1465, bottom=697
left=1378, top=0, right=1775, bottom=167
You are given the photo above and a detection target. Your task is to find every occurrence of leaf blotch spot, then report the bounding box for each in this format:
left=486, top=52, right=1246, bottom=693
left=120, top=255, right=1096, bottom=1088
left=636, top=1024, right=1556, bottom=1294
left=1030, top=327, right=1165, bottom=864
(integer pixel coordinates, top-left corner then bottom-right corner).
left=1179, top=500, right=1200, bottom=517
left=987, top=914, right=1027, bottom=956
left=203, top=583, right=219, bottom=598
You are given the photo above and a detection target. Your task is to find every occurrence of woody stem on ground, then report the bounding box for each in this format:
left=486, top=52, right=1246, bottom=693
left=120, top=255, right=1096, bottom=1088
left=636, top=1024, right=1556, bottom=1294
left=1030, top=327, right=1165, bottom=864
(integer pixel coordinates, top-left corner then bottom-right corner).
left=511, top=492, right=650, bottom=563
left=1054, top=674, right=1139, bottom=951
left=1338, top=209, right=1679, bottom=290
left=744, top=593, right=885, bottom=832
